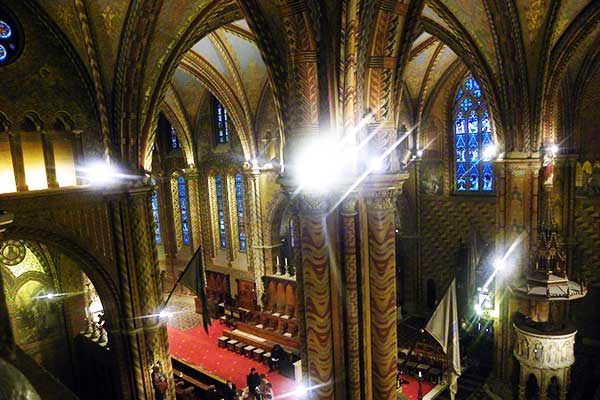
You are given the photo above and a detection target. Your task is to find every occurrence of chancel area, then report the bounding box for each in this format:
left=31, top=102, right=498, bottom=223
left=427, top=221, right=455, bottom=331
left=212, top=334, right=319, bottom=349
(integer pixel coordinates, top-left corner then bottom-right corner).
left=0, top=1, right=599, bottom=399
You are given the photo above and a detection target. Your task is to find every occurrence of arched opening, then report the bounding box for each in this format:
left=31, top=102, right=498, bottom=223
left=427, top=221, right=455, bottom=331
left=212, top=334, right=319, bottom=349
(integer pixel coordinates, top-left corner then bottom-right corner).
left=525, top=374, right=540, bottom=400
left=547, top=376, right=560, bottom=400
left=0, top=237, right=124, bottom=400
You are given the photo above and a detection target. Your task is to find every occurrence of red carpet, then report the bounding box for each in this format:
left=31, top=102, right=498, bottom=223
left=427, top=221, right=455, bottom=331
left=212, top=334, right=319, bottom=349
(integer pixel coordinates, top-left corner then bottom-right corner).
left=398, top=374, right=435, bottom=400
left=167, top=323, right=302, bottom=398
left=168, top=323, right=434, bottom=399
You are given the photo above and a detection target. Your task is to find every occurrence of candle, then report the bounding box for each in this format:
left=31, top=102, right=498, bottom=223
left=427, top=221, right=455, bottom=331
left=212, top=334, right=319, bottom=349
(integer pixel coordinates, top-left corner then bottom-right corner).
left=284, top=257, right=288, bottom=266
left=418, top=371, right=422, bottom=379
left=276, top=256, right=280, bottom=265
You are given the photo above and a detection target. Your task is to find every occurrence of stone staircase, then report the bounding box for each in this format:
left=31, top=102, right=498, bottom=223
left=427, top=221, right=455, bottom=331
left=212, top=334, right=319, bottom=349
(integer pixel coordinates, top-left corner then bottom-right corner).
left=13, top=346, right=79, bottom=400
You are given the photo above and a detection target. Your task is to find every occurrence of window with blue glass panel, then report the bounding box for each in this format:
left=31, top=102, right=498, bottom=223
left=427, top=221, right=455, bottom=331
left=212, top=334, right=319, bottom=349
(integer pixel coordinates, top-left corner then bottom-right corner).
left=454, top=76, right=494, bottom=193
left=234, top=174, right=246, bottom=252
left=151, top=189, right=161, bottom=244
left=170, top=126, right=181, bottom=149
left=214, top=100, right=229, bottom=144
left=215, top=175, right=227, bottom=248
left=0, top=6, right=23, bottom=66
left=177, top=176, right=191, bottom=245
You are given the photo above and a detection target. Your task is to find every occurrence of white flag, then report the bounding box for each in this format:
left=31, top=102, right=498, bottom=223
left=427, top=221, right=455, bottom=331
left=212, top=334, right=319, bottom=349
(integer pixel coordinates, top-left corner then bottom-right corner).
left=424, top=279, right=461, bottom=400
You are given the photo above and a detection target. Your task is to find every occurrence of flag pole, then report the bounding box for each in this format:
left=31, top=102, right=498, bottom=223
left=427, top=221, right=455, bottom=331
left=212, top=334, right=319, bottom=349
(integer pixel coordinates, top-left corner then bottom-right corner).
left=161, top=245, right=202, bottom=309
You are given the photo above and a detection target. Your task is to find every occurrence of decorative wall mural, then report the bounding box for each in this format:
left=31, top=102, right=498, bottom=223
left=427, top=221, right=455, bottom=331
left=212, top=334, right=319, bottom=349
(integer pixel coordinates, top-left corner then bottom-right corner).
left=0, top=240, right=26, bottom=266
left=14, top=280, right=61, bottom=345
left=576, top=161, right=600, bottom=197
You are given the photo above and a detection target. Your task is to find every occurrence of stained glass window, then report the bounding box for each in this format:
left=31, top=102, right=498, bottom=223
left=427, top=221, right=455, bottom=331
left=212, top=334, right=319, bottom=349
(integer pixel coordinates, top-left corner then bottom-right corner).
left=235, top=174, right=246, bottom=252
left=0, top=7, right=23, bottom=66
left=454, top=76, right=494, bottom=193
left=215, top=175, right=227, bottom=248
left=151, top=183, right=161, bottom=245
left=215, top=101, right=229, bottom=144
left=171, top=126, right=181, bottom=149
left=177, top=176, right=191, bottom=245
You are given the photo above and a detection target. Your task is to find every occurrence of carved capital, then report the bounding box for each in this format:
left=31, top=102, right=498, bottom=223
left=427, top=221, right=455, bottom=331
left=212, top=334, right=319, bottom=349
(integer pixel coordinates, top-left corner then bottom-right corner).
left=340, top=195, right=358, bottom=216
left=296, top=193, right=329, bottom=215
left=363, top=189, right=397, bottom=211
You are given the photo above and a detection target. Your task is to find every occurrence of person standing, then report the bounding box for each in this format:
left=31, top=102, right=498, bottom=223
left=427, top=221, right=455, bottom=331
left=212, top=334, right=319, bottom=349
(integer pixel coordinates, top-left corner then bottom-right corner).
left=246, top=368, right=261, bottom=399
left=223, top=380, right=237, bottom=400
left=262, top=383, right=274, bottom=400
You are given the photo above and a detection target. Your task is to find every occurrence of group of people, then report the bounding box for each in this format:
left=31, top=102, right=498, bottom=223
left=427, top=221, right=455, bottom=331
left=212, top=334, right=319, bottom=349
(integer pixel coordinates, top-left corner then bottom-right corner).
left=245, top=368, right=275, bottom=399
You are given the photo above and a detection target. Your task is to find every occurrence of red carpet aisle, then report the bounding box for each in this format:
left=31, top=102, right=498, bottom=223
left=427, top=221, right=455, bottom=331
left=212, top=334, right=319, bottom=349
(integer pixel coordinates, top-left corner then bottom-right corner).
left=168, top=324, right=434, bottom=399
left=398, top=374, right=436, bottom=400
left=167, top=324, right=302, bottom=398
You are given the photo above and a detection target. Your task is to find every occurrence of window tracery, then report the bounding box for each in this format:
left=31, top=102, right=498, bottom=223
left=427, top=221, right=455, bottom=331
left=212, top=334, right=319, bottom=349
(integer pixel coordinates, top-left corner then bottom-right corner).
left=234, top=173, right=246, bottom=252
left=0, top=6, right=22, bottom=66
left=177, top=176, right=190, bottom=245
left=215, top=175, right=227, bottom=249
left=214, top=101, right=229, bottom=144
left=454, top=76, right=494, bottom=193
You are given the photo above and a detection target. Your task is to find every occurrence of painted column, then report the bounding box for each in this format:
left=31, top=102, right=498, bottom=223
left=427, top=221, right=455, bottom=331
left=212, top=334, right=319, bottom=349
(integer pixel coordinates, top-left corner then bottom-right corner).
left=244, top=165, right=266, bottom=308
left=184, top=168, right=202, bottom=252
left=157, top=176, right=178, bottom=280
left=364, top=187, right=398, bottom=400
left=127, top=185, right=175, bottom=400
left=493, top=156, right=540, bottom=388
left=8, top=132, right=27, bottom=192
left=71, top=130, right=85, bottom=185
left=295, top=193, right=335, bottom=400
left=0, top=211, right=15, bottom=360
left=41, top=131, right=59, bottom=189
left=340, top=196, right=361, bottom=400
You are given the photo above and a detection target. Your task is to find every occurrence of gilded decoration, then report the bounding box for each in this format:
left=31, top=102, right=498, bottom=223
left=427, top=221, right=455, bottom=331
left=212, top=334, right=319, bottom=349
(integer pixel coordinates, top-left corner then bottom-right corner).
left=0, top=240, right=25, bottom=266
left=100, top=5, right=117, bottom=35
left=171, top=174, right=183, bottom=251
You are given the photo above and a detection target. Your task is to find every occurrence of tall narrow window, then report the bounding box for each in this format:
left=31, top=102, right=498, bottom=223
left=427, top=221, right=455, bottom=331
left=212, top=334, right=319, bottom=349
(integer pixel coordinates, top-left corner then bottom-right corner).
left=234, top=174, right=246, bottom=252
left=151, top=184, right=161, bottom=244
left=171, top=126, right=181, bottom=149
left=454, top=76, right=494, bottom=193
left=214, top=101, right=229, bottom=144
left=215, top=175, right=227, bottom=248
left=177, top=176, right=191, bottom=245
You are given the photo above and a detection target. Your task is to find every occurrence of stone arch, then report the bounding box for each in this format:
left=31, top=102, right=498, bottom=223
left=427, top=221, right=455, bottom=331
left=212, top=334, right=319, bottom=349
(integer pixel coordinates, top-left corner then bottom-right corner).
left=525, top=373, right=540, bottom=400
left=1, top=223, right=132, bottom=399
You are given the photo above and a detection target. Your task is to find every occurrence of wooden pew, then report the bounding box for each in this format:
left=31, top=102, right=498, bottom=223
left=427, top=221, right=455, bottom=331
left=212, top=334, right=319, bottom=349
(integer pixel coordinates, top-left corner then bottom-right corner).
left=171, top=356, right=228, bottom=396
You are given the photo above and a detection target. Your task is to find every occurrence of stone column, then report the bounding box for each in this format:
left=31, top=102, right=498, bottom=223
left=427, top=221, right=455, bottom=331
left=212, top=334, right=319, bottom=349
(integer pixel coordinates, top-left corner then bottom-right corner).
left=0, top=211, right=15, bottom=360
left=295, top=193, right=335, bottom=400
left=184, top=168, right=202, bottom=252
left=41, top=131, right=59, bottom=189
left=340, top=196, right=361, bottom=400
left=71, top=130, right=85, bottom=185
left=127, top=185, right=175, bottom=399
left=493, top=157, right=540, bottom=386
left=244, top=166, right=266, bottom=308
left=518, top=369, right=526, bottom=400
left=8, top=132, right=28, bottom=192
left=364, top=187, right=398, bottom=400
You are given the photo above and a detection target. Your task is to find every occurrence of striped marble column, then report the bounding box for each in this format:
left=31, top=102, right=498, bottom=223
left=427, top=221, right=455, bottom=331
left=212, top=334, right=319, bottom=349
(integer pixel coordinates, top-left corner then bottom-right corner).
left=341, top=196, right=361, bottom=400
left=365, top=189, right=398, bottom=400
left=296, top=193, right=335, bottom=400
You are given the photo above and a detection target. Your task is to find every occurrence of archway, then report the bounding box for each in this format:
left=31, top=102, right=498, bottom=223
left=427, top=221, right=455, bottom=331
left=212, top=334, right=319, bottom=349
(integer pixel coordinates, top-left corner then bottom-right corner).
left=525, top=374, right=539, bottom=400
left=0, top=226, right=131, bottom=400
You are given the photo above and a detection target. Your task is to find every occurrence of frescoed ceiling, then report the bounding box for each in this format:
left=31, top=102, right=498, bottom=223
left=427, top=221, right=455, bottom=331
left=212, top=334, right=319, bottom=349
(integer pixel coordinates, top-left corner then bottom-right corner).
left=169, top=19, right=272, bottom=152
left=402, top=32, right=460, bottom=124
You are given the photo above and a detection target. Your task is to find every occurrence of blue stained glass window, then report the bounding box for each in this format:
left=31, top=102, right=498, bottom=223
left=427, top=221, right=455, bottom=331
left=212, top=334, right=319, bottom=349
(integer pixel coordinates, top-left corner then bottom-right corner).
left=234, top=174, right=246, bottom=252
left=454, top=76, right=495, bottom=193
left=177, top=176, right=191, bottom=245
left=215, top=175, right=227, bottom=248
left=215, top=101, right=229, bottom=144
left=0, top=9, right=23, bottom=66
left=171, top=127, right=181, bottom=149
left=151, top=188, right=161, bottom=244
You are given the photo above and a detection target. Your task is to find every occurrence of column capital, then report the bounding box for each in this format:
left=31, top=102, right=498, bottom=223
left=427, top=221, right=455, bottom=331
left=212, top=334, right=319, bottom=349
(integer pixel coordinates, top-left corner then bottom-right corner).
left=340, top=195, right=359, bottom=216
left=361, top=172, right=408, bottom=210
left=295, top=192, right=329, bottom=215
left=182, top=167, right=200, bottom=179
